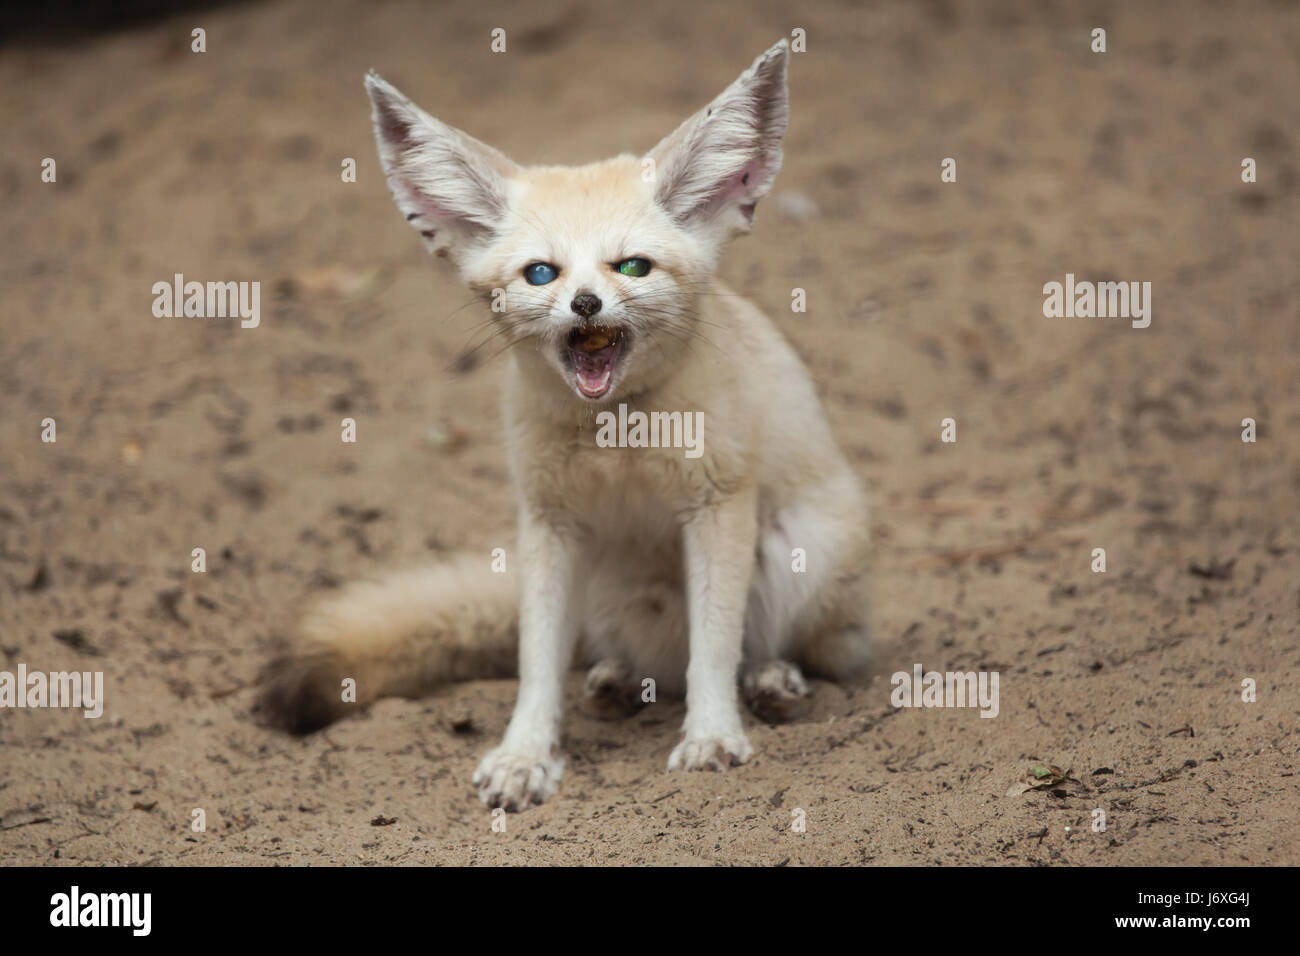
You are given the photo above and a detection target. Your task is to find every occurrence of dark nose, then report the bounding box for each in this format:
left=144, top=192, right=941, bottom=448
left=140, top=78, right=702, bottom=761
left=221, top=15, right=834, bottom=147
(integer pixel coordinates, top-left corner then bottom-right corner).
left=570, top=292, right=602, bottom=319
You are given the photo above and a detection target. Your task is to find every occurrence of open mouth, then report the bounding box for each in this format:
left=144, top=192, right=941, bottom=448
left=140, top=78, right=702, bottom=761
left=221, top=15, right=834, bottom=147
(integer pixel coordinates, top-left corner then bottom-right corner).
left=564, top=325, right=627, bottom=399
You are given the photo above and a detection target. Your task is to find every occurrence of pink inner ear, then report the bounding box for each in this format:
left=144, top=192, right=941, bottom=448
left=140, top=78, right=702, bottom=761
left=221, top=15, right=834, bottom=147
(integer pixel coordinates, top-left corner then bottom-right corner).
left=395, top=179, right=448, bottom=231
left=711, top=158, right=767, bottom=219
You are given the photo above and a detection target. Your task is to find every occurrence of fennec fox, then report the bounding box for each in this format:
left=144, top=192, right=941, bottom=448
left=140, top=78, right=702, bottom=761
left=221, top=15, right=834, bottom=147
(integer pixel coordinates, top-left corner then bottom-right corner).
left=259, top=39, right=872, bottom=811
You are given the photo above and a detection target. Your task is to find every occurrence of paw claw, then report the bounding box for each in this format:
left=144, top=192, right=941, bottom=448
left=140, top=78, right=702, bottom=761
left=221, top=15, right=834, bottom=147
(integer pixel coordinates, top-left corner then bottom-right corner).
left=667, top=732, right=753, bottom=772
left=474, top=746, right=563, bottom=811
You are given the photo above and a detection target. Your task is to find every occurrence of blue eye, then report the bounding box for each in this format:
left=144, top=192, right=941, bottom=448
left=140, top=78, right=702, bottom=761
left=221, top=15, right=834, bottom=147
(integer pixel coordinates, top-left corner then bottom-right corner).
left=524, top=262, right=559, bottom=285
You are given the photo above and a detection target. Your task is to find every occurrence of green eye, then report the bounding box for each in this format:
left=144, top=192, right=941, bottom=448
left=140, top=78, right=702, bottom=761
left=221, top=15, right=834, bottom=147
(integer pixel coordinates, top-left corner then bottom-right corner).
left=615, top=257, right=651, bottom=278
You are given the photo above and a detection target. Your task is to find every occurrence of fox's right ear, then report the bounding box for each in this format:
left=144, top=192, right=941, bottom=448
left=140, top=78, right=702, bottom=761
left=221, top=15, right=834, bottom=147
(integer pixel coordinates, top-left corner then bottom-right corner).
left=365, top=72, right=519, bottom=258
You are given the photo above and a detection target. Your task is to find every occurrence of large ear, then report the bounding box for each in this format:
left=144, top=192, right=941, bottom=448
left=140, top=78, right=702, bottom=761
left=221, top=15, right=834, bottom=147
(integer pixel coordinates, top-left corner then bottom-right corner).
left=365, top=72, right=520, bottom=258
left=645, top=40, right=789, bottom=237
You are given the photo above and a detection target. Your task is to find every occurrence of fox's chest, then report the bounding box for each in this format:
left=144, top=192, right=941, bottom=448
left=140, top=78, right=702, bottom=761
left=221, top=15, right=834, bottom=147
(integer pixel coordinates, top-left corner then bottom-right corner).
left=563, top=432, right=699, bottom=508
left=514, top=415, right=712, bottom=533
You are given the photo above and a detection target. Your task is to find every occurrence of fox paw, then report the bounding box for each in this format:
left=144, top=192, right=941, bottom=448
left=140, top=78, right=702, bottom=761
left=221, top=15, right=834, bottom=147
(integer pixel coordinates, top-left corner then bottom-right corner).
left=472, top=746, right=563, bottom=811
left=581, top=658, right=646, bottom=720
left=667, top=732, right=753, bottom=772
left=743, top=659, right=812, bottom=724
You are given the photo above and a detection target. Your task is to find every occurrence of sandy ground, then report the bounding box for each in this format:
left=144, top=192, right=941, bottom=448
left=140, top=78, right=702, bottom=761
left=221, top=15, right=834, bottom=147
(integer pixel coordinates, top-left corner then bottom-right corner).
left=1, top=0, right=1297, bottom=866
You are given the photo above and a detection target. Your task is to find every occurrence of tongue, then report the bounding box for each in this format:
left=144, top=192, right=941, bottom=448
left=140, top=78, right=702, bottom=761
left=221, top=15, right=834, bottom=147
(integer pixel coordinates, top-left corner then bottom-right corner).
left=573, top=348, right=615, bottom=397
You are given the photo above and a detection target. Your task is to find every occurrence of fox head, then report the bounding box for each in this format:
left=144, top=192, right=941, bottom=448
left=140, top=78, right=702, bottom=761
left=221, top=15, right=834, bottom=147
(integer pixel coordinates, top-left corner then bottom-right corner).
left=365, top=40, right=790, bottom=403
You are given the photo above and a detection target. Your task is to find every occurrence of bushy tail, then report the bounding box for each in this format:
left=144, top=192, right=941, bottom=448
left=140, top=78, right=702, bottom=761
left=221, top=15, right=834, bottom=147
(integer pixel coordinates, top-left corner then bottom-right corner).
left=256, top=554, right=518, bottom=733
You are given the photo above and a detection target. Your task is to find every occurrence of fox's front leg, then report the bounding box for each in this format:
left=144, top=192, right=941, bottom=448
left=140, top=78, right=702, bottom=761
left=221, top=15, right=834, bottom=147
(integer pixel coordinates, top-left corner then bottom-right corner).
left=473, top=511, right=577, bottom=810
left=669, top=485, right=758, bottom=772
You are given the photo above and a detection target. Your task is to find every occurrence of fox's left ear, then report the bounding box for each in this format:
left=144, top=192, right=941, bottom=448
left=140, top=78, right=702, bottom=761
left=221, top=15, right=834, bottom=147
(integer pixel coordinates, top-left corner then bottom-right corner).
left=646, top=39, right=789, bottom=238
